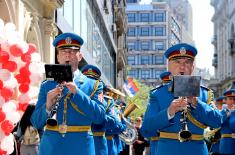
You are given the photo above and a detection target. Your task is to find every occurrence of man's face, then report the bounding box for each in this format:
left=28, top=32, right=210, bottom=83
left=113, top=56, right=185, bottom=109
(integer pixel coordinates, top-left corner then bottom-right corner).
left=168, top=57, right=194, bottom=76
left=225, top=97, right=235, bottom=109
left=57, top=48, right=83, bottom=71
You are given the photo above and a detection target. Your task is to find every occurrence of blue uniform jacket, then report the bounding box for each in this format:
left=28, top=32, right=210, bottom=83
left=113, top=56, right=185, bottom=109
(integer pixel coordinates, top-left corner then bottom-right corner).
left=92, top=96, right=119, bottom=155
left=220, top=110, right=235, bottom=154
left=31, top=70, right=106, bottom=155
left=106, top=103, right=126, bottom=155
left=140, top=83, right=224, bottom=155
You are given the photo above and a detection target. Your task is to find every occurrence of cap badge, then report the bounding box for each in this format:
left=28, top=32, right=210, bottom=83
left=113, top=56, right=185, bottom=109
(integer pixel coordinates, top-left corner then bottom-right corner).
left=88, top=68, right=92, bottom=73
left=65, top=37, right=72, bottom=44
left=180, top=47, right=186, bottom=55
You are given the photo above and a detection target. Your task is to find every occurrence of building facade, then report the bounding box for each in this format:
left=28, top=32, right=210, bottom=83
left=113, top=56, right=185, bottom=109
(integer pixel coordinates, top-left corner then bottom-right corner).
left=210, top=0, right=235, bottom=97
left=0, top=0, right=127, bottom=89
left=126, top=0, right=193, bottom=86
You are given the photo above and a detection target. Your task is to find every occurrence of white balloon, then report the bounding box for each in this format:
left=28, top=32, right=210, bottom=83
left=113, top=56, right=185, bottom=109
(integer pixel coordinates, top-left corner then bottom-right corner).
left=4, top=22, right=16, bottom=32
left=5, top=111, right=21, bottom=124
left=28, top=86, right=39, bottom=98
left=29, top=62, right=42, bottom=74
left=30, top=73, right=43, bottom=85
left=0, top=69, right=11, bottom=81
left=31, top=53, right=41, bottom=62
left=0, top=134, right=14, bottom=154
left=2, top=101, right=17, bottom=113
left=4, top=75, right=17, bottom=89
left=0, top=95, right=5, bottom=107
left=5, top=31, right=21, bottom=45
left=19, top=41, right=29, bottom=54
left=18, top=93, right=31, bottom=103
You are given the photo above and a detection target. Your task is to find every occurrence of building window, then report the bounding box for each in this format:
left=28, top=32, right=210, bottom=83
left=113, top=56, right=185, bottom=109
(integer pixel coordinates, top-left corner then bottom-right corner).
left=127, top=13, right=136, bottom=22
left=155, top=26, right=165, bottom=36
left=127, top=56, right=135, bottom=65
left=140, top=55, right=149, bottom=65
left=128, top=69, right=138, bottom=79
left=141, top=69, right=150, bottom=79
left=154, top=12, right=165, bottom=22
left=155, top=41, right=165, bottom=50
left=127, top=27, right=136, bottom=36
left=153, top=69, right=165, bottom=79
left=140, top=13, right=149, bottom=22
left=127, top=42, right=135, bottom=51
left=141, top=41, right=150, bottom=51
left=140, top=27, right=150, bottom=36
left=153, top=55, right=165, bottom=64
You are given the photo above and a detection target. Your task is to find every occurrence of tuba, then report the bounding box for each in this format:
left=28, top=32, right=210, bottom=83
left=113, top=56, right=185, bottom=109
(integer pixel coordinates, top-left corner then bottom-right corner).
left=119, top=103, right=139, bottom=145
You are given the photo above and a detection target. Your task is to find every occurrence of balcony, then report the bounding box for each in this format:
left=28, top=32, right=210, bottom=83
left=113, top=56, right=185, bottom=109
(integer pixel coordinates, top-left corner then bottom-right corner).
left=211, top=35, right=217, bottom=46
left=114, top=1, right=127, bottom=36
left=212, top=58, right=218, bottom=68
left=117, top=48, right=127, bottom=71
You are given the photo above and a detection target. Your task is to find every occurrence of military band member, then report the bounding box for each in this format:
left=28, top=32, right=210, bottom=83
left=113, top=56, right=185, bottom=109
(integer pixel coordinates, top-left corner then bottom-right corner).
left=147, top=71, right=172, bottom=155
left=160, top=71, right=172, bottom=85
left=105, top=88, right=126, bottom=155
left=31, top=33, right=106, bottom=155
left=219, top=88, right=235, bottom=155
left=140, top=43, right=225, bottom=155
left=209, top=96, right=225, bottom=155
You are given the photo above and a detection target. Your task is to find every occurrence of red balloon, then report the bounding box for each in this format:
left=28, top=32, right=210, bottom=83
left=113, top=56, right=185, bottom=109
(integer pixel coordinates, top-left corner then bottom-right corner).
left=19, top=84, right=29, bottom=93
left=2, top=61, right=17, bottom=72
left=21, top=52, right=31, bottom=63
left=19, top=65, right=30, bottom=76
left=9, top=44, right=23, bottom=57
left=0, top=51, right=9, bottom=63
left=18, top=102, right=28, bottom=112
left=0, top=80, right=3, bottom=90
left=1, top=120, right=14, bottom=136
left=0, top=110, right=6, bottom=123
left=0, top=149, right=7, bottom=155
left=27, top=43, right=36, bottom=54
left=15, top=74, right=30, bottom=84
left=0, top=87, right=13, bottom=101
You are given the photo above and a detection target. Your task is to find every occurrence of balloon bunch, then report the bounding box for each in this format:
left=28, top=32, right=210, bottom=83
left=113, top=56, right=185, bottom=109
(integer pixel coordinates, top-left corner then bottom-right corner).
left=0, top=18, right=44, bottom=154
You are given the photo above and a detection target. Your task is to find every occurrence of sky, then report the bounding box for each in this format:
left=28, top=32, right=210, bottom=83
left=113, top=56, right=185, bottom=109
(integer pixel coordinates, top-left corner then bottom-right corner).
left=140, top=0, right=215, bottom=75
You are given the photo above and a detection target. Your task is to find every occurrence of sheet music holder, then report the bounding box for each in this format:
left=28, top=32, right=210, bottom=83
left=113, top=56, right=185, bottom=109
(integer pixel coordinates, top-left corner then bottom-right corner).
left=173, top=75, right=201, bottom=97
left=44, top=64, right=73, bottom=83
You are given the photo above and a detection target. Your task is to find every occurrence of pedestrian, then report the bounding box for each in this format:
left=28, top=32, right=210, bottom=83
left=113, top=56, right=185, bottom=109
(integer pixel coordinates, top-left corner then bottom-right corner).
left=15, top=104, right=40, bottom=155
left=30, top=32, right=106, bottom=155
left=133, top=117, right=147, bottom=155
left=140, top=43, right=225, bottom=155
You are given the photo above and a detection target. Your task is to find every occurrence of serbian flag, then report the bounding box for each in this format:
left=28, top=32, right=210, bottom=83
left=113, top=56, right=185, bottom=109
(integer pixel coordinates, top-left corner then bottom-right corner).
left=123, top=78, right=139, bottom=97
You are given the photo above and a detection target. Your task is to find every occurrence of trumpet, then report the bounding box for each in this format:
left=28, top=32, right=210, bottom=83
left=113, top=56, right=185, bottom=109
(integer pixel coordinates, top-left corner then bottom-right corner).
left=46, top=84, right=64, bottom=126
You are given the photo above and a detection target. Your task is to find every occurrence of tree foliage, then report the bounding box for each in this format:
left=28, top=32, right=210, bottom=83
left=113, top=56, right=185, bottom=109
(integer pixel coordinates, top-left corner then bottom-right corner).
left=125, top=79, right=153, bottom=120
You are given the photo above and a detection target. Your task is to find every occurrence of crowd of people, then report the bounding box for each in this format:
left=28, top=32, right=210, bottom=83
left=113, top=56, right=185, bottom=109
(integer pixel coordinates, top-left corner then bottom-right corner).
left=10, top=32, right=235, bottom=155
